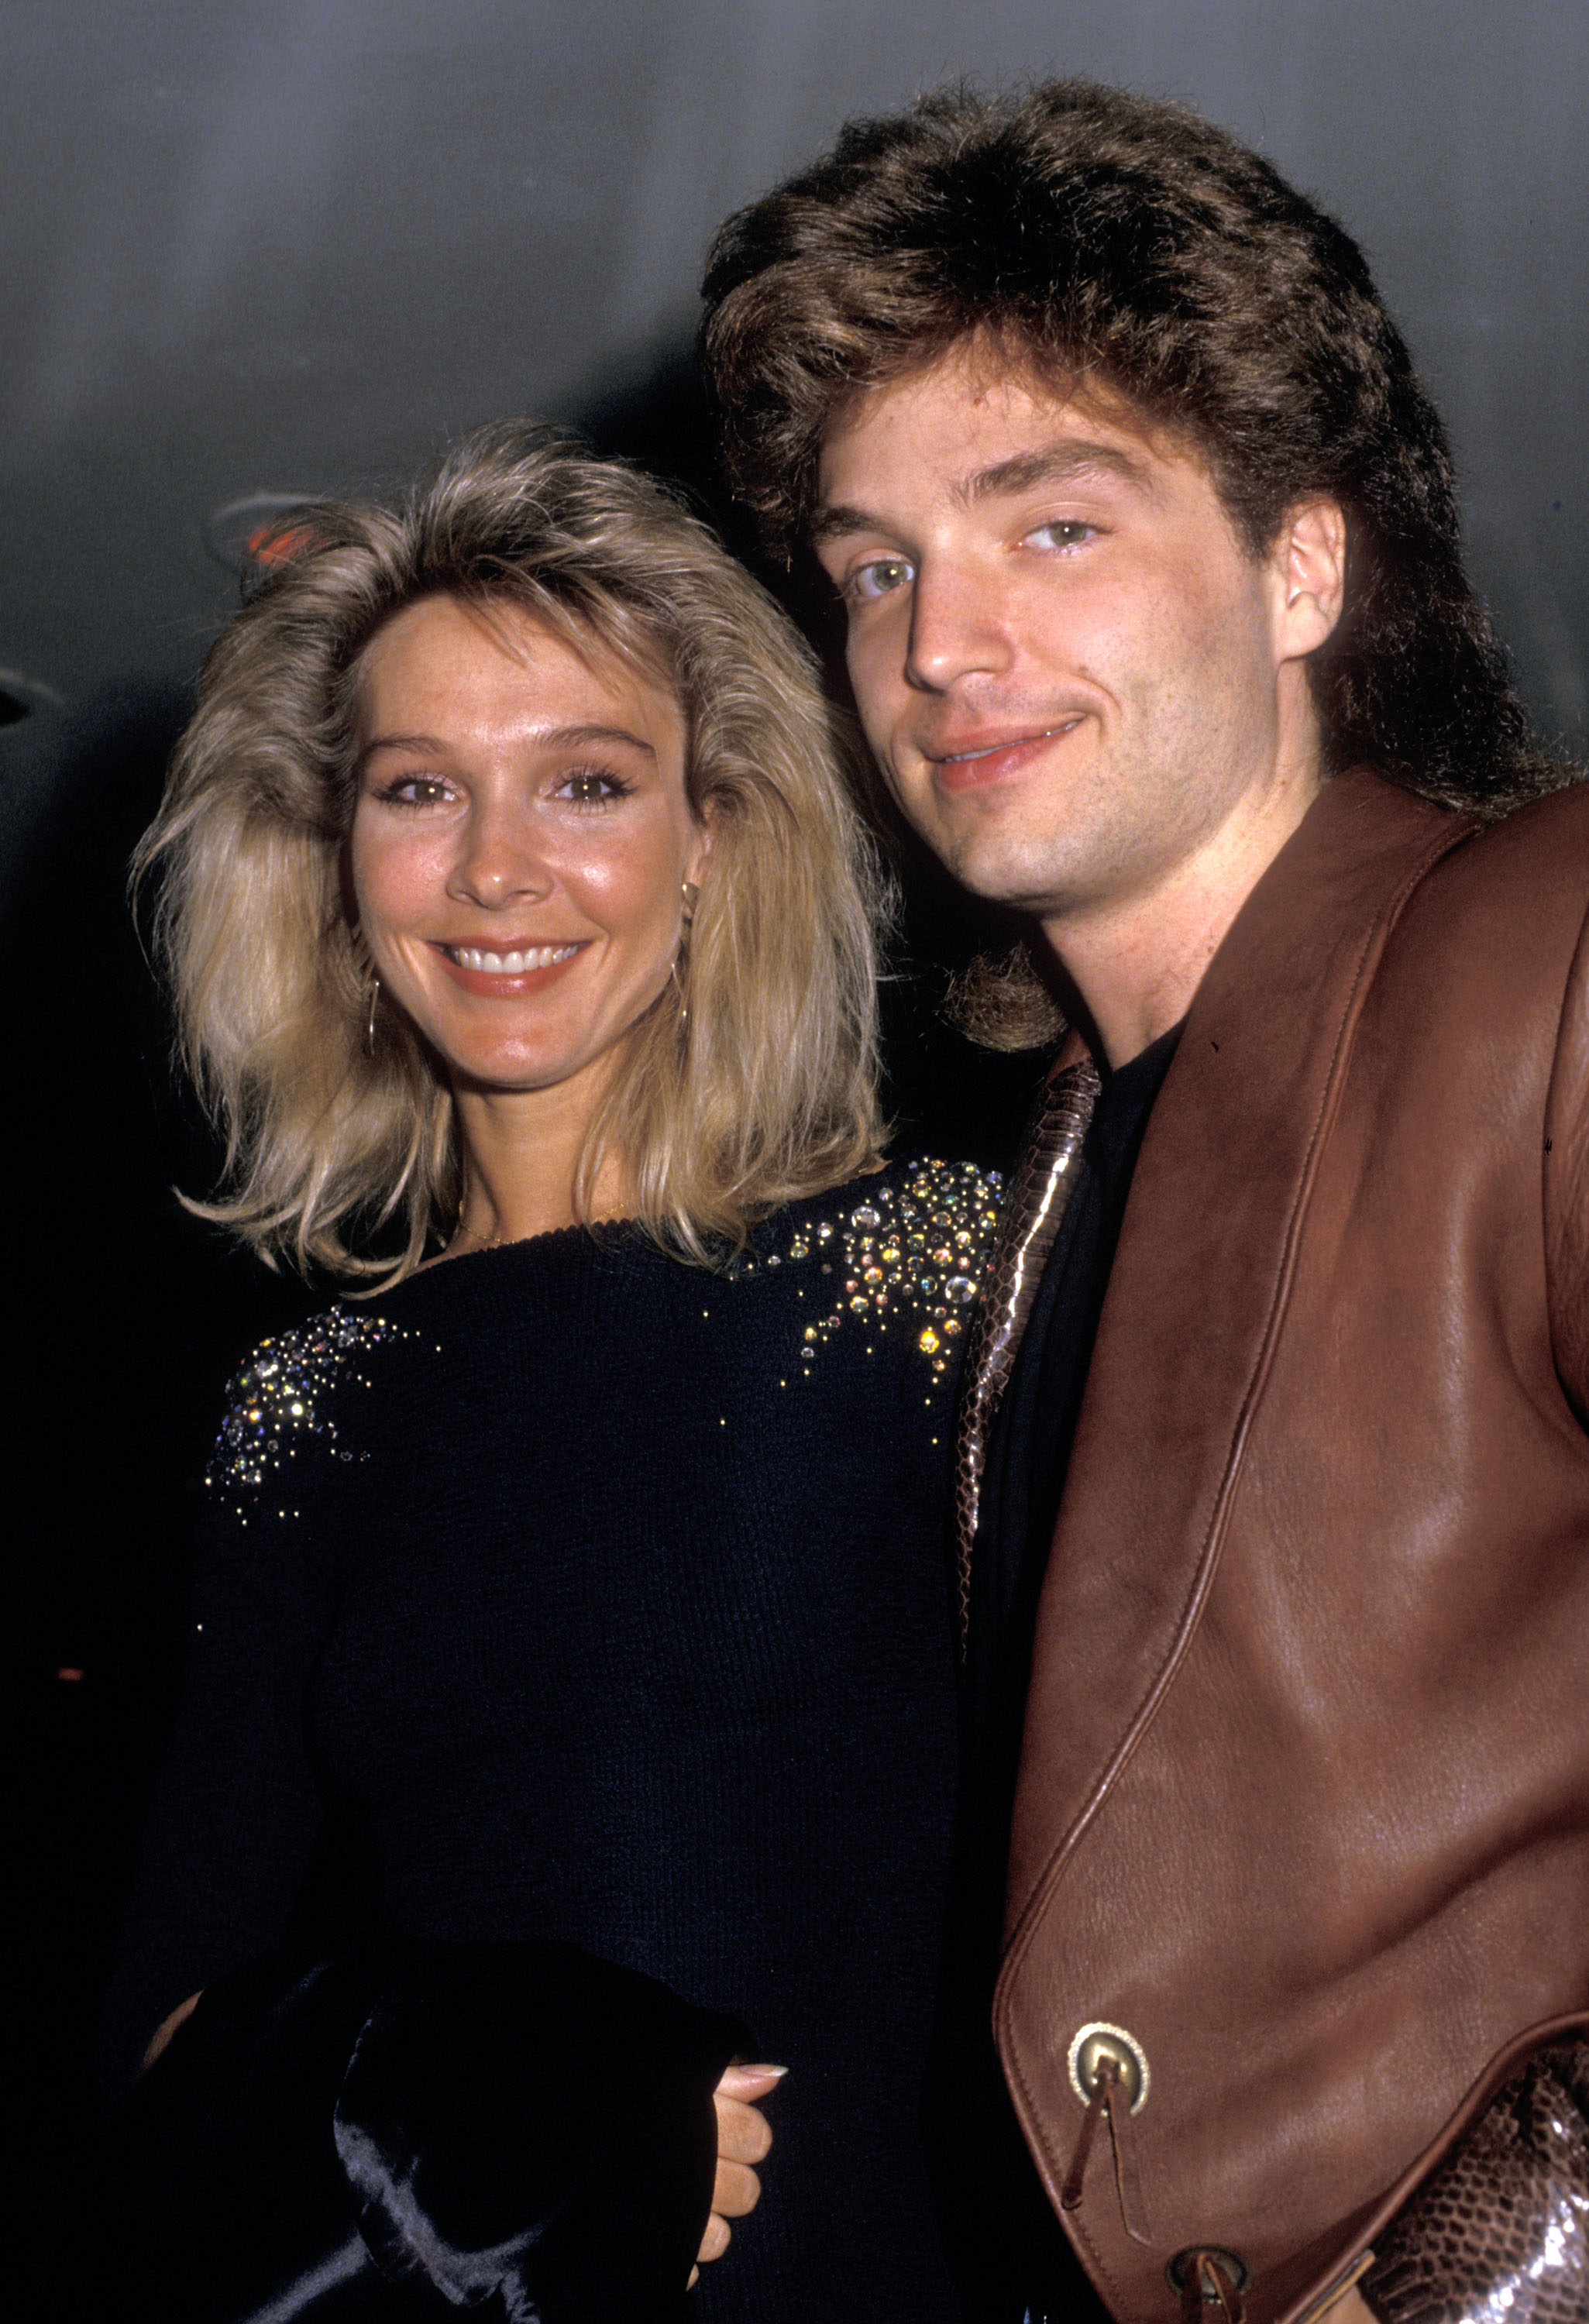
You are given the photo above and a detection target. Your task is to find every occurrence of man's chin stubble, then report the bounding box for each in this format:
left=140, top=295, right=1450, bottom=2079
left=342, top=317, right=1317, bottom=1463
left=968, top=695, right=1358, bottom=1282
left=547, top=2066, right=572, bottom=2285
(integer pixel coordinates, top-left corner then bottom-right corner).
left=930, top=825, right=1091, bottom=917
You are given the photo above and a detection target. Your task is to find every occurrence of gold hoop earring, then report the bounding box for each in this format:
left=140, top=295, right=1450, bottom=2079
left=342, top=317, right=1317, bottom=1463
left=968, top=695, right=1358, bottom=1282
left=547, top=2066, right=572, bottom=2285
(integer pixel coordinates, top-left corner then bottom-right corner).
left=672, top=881, right=698, bottom=1031
left=365, top=973, right=380, bottom=1055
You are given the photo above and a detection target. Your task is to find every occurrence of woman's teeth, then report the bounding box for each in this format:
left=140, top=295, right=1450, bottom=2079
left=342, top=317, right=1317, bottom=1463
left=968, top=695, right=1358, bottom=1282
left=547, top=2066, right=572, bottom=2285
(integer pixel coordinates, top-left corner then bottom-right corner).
left=447, top=944, right=580, bottom=973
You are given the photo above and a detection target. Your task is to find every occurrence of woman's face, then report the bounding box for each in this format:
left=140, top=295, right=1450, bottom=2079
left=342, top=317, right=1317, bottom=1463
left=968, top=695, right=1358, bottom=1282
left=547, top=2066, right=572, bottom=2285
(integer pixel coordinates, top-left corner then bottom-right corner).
left=350, top=594, right=710, bottom=1102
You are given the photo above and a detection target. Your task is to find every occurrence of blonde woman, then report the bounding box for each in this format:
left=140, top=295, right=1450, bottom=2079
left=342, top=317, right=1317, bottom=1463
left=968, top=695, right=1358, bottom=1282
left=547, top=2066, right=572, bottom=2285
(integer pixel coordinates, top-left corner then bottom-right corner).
left=102, top=424, right=999, bottom=2322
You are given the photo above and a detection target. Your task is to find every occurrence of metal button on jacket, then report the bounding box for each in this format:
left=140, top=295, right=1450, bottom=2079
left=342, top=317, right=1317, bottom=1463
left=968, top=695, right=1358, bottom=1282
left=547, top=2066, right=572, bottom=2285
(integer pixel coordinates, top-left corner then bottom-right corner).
left=1067, top=2020, right=1150, bottom=2113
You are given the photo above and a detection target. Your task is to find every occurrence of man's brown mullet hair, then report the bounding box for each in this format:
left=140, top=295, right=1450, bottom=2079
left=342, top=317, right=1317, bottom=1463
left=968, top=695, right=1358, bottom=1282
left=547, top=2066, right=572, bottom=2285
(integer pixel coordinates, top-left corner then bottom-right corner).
left=703, top=80, right=1569, bottom=816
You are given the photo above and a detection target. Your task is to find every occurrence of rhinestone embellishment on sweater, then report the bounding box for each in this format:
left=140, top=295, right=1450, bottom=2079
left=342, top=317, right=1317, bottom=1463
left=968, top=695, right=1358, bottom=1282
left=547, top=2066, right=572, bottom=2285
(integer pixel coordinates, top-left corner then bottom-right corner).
left=208, top=1310, right=409, bottom=1513
left=790, top=1160, right=1002, bottom=1382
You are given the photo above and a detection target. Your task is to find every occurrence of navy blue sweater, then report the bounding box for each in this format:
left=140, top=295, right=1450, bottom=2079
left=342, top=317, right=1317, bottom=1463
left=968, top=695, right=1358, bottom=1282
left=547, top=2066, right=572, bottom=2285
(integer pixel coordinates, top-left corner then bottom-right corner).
left=112, top=1159, right=999, bottom=2322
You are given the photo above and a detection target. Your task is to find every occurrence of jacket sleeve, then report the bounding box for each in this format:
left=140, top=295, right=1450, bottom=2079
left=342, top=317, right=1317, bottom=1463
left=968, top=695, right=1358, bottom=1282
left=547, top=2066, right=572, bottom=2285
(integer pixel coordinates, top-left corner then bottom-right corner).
left=1366, top=878, right=1589, bottom=2319
left=1361, top=2041, right=1589, bottom=2323
left=1543, top=887, right=1589, bottom=1423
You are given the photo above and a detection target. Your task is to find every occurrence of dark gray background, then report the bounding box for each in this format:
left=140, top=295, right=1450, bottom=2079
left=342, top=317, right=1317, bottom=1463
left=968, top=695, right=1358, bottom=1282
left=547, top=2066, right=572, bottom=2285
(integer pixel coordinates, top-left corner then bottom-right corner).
left=4, top=0, right=1584, bottom=2279
left=2, top=0, right=1585, bottom=872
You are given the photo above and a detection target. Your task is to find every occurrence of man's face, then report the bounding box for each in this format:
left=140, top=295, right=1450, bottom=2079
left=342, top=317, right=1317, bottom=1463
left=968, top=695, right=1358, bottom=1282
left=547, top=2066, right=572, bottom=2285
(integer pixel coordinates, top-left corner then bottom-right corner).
left=814, top=342, right=1326, bottom=937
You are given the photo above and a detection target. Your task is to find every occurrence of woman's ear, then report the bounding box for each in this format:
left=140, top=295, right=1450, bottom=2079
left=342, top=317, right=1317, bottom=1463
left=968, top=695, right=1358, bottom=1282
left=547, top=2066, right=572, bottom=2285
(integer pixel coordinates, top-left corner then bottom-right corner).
left=685, top=792, right=718, bottom=889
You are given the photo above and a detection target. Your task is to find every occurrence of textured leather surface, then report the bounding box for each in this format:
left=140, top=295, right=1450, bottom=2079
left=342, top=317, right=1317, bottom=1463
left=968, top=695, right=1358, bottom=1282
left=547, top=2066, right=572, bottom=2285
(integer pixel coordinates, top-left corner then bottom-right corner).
left=953, top=1055, right=1101, bottom=1648
left=990, top=772, right=1589, bottom=2323
left=1363, top=2042, right=1589, bottom=2324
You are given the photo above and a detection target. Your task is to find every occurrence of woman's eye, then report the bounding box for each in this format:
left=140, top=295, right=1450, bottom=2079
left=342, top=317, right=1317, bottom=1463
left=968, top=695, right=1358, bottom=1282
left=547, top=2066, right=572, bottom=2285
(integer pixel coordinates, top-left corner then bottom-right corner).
left=554, top=768, right=631, bottom=806
left=1023, top=519, right=1095, bottom=552
left=377, top=775, right=452, bottom=806
left=846, top=555, right=915, bottom=605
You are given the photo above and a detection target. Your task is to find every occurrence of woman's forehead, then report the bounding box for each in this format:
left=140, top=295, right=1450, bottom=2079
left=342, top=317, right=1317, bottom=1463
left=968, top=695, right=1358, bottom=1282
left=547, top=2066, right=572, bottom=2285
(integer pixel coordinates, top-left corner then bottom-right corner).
left=353, top=593, right=689, bottom=772
left=360, top=593, right=678, bottom=716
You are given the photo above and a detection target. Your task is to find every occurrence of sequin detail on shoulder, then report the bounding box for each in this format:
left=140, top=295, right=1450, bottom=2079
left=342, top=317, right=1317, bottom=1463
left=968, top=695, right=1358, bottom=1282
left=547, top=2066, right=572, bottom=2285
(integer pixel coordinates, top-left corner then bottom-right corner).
left=789, top=1160, right=1003, bottom=1383
left=207, top=1309, right=409, bottom=1512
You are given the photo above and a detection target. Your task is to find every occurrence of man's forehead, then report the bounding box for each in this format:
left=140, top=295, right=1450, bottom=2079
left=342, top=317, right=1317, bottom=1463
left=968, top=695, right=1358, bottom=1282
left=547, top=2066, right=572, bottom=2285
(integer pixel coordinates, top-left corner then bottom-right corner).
left=813, top=339, right=1199, bottom=531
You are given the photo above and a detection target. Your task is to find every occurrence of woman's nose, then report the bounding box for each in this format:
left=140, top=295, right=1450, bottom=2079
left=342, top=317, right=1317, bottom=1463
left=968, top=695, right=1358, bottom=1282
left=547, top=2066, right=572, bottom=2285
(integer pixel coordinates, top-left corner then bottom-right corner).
left=445, top=803, right=555, bottom=909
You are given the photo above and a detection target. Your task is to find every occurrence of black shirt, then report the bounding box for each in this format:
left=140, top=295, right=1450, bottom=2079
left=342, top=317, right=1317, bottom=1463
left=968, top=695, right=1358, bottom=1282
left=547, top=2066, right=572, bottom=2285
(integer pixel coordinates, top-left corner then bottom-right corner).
left=968, top=1025, right=1183, bottom=1786
left=107, top=1159, right=1002, bottom=2324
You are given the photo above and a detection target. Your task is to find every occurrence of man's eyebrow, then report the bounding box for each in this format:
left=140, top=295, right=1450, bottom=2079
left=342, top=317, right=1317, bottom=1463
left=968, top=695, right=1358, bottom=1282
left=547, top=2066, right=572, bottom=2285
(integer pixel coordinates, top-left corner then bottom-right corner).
left=810, top=502, right=881, bottom=547
left=960, top=438, right=1157, bottom=504
left=810, top=438, right=1157, bottom=547
left=356, top=722, right=659, bottom=775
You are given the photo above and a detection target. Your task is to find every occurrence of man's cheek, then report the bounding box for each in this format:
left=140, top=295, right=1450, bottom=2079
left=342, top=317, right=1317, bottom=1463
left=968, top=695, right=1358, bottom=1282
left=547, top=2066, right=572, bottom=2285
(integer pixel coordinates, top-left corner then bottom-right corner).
left=888, top=770, right=951, bottom=848
left=862, top=713, right=910, bottom=799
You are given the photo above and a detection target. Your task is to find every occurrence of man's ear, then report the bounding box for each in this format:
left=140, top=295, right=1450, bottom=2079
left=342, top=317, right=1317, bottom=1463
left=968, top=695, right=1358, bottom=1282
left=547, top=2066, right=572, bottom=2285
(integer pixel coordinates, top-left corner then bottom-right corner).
left=1274, top=499, right=1347, bottom=662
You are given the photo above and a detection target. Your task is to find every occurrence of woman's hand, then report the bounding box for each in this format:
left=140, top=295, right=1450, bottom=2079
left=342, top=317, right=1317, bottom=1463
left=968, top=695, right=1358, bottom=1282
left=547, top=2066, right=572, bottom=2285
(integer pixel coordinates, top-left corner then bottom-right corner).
left=689, top=2062, right=785, bottom=2284
left=143, top=1989, right=202, bottom=2070
left=148, top=1995, right=783, bottom=2291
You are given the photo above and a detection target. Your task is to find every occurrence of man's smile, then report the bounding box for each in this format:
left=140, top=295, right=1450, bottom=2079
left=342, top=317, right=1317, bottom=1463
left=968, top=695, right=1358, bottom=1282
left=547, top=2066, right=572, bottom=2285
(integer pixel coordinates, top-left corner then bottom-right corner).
left=919, top=720, right=1088, bottom=793
left=927, top=720, right=1085, bottom=765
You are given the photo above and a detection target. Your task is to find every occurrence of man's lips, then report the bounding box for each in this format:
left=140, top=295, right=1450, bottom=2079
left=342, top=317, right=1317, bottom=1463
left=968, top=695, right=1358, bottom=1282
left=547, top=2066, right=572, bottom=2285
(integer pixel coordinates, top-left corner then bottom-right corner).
left=432, top=939, right=587, bottom=996
left=923, top=719, right=1085, bottom=792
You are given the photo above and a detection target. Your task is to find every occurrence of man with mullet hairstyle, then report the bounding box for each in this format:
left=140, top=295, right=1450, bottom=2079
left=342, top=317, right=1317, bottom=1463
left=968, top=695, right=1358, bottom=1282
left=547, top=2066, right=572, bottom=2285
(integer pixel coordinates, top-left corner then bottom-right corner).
left=702, top=81, right=1589, bottom=2324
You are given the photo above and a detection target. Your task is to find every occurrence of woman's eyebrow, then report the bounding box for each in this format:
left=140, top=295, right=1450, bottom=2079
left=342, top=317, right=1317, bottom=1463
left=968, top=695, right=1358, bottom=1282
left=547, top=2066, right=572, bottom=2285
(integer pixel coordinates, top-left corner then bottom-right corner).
left=535, top=723, right=659, bottom=757
left=356, top=730, right=449, bottom=774
left=356, top=722, right=659, bottom=775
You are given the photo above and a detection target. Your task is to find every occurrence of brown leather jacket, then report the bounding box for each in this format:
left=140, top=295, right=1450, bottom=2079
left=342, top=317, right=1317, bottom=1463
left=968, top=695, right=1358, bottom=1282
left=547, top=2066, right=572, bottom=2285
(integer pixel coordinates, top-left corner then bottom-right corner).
left=994, top=770, right=1589, bottom=2322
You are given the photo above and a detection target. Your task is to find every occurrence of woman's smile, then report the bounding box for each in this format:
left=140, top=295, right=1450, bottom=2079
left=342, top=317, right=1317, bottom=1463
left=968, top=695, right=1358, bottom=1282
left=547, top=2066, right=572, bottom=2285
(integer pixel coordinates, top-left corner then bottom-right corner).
left=435, top=938, right=588, bottom=995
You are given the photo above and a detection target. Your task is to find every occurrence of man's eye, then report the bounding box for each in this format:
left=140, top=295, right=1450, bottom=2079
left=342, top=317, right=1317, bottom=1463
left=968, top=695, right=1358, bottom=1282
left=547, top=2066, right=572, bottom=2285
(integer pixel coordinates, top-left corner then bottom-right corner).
left=847, top=556, right=915, bottom=604
left=555, top=770, right=630, bottom=806
left=1023, top=520, right=1095, bottom=552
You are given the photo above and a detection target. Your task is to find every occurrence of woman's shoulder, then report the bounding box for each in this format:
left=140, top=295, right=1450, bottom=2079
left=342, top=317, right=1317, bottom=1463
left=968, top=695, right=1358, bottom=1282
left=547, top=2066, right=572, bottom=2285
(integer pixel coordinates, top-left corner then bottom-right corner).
left=769, top=1152, right=1004, bottom=1247
left=752, top=1153, right=1005, bottom=1392
left=206, top=1303, right=423, bottom=1509
left=765, top=1154, right=1003, bottom=1261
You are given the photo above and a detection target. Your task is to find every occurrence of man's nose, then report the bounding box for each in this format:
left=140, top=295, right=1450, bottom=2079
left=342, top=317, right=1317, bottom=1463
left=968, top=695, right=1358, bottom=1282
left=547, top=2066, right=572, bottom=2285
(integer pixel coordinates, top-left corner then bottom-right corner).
left=445, top=801, right=555, bottom=909
left=904, top=559, right=1015, bottom=693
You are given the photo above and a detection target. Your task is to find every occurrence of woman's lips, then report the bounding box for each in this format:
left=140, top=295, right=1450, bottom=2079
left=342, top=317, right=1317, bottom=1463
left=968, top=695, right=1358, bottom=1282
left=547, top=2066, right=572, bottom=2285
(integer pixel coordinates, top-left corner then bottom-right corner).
left=928, top=720, right=1083, bottom=792
left=433, top=940, right=587, bottom=997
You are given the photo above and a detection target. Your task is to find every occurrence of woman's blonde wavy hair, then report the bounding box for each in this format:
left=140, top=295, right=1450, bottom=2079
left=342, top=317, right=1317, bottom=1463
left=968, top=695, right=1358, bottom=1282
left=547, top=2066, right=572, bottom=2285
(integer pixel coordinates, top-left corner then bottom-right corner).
left=135, top=420, right=889, bottom=1283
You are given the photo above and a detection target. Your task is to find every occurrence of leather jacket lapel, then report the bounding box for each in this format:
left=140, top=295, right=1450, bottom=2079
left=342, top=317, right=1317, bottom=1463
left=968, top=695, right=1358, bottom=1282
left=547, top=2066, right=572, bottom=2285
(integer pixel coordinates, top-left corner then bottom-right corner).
left=954, top=1044, right=1102, bottom=1652
left=999, top=772, right=1474, bottom=1954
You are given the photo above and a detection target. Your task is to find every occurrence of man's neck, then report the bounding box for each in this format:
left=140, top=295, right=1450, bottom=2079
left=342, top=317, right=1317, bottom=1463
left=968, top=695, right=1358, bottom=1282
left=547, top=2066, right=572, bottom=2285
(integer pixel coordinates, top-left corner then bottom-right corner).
left=1040, top=764, right=1324, bottom=1068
